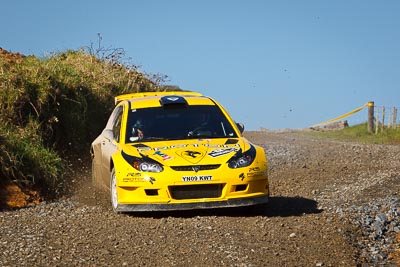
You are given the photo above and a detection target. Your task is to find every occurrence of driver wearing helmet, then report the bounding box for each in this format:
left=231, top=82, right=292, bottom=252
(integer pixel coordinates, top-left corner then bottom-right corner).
left=130, top=120, right=144, bottom=142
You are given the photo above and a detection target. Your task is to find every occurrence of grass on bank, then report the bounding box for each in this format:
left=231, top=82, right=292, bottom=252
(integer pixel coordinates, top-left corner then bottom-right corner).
left=0, top=47, right=164, bottom=197
left=0, top=120, right=64, bottom=197
left=306, top=123, right=400, bottom=145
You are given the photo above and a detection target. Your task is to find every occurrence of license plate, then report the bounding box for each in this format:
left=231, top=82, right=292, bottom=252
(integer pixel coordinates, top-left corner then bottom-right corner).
left=182, top=175, right=212, bottom=182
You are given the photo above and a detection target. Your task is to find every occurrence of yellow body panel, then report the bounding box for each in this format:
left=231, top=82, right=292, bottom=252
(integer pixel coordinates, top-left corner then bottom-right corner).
left=112, top=139, right=269, bottom=209
left=92, top=91, right=269, bottom=212
left=115, top=91, right=203, bottom=105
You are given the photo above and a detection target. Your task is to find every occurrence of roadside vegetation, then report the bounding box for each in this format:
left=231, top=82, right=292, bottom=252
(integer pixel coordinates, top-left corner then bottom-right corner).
left=306, top=123, right=400, bottom=145
left=0, top=45, right=174, bottom=198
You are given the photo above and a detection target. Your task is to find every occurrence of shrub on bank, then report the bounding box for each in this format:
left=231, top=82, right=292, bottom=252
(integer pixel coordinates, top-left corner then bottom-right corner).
left=0, top=48, right=159, bottom=196
left=0, top=119, right=64, bottom=196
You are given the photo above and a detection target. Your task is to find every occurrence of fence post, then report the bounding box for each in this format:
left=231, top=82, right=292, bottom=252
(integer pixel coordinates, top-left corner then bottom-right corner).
left=368, top=101, right=374, bottom=133
left=393, top=107, right=397, bottom=128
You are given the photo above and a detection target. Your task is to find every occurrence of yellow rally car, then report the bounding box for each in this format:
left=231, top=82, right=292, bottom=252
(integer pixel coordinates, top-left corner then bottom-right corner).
left=91, top=91, right=269, bottom=212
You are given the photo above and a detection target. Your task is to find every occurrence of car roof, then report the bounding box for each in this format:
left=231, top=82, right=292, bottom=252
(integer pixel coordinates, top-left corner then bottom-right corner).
left=115, top=91, right=216, bottom=109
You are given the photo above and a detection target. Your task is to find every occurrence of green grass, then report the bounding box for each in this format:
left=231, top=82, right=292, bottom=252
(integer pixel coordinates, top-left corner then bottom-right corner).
left=0, top=47, right=162, bottom=197
left=0, top=119, right=65, bottom=197
left=305, top=123, right=400, bottom=144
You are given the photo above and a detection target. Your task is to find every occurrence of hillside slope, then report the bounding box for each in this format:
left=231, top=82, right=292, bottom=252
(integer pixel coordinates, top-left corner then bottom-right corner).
left=0, top=47, right=158, bottom=200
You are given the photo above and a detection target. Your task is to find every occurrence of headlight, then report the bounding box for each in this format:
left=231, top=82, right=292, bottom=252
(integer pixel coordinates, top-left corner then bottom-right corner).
left=133, top=161, right=164, bottom=172
left=227, top=145, right=256, bottom=169
left=122, top=151, right=164, bottom=173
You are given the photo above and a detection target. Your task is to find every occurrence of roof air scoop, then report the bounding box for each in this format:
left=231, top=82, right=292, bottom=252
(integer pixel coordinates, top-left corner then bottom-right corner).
left=159, top=95, right=188, bottom=107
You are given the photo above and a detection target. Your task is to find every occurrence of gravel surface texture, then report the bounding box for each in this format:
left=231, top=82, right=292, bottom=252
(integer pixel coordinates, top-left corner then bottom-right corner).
left=1, top=131, right=399, bottom=266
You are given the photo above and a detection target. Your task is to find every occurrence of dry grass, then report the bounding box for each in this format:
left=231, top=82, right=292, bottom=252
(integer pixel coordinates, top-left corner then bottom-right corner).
left=0, top=47, right=159, bottom=197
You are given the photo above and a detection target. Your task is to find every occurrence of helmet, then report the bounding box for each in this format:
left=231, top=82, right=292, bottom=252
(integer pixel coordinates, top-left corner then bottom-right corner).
left=133, top=119, right=144, bottom=129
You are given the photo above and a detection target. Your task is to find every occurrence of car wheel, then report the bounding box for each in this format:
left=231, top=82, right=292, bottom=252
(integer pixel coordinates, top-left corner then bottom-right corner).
left=110, top=168, right=120, bottom=213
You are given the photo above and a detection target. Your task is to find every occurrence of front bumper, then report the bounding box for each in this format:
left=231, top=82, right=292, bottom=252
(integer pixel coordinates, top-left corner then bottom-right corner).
left=115, top=195, right=268, bottom=212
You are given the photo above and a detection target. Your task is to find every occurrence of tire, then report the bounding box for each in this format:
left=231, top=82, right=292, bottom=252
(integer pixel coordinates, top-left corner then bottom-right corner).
left=110, top=168, right=120, bottom=213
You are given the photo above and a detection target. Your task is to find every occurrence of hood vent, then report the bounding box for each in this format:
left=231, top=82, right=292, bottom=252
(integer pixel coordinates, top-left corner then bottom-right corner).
left=224, top=139, right=239, bottom=145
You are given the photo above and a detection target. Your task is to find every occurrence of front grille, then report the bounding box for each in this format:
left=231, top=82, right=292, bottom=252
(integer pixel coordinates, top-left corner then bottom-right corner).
left=170, top=164, right=221, bottom=172
left=169, top=184, right=223, bottom=200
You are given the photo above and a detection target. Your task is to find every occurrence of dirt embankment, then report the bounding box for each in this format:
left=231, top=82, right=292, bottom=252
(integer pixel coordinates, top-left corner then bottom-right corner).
left=0, top=131, right=399, bottom=266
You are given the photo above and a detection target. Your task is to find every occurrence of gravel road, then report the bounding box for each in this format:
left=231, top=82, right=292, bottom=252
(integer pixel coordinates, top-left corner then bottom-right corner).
left=1, top=131, right=399, bottom=266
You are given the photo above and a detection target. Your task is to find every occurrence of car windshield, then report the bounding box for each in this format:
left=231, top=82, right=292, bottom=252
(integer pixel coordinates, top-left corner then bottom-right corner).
left=125, top=105, right=238, bottom=143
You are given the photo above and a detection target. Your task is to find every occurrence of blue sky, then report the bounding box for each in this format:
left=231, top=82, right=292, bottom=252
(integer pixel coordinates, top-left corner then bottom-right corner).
left=1, top=1, right=399, bottom=130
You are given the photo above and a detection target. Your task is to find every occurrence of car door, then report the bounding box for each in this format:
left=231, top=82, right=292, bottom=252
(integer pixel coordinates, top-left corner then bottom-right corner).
left=99, top=105, right=124, bottom=188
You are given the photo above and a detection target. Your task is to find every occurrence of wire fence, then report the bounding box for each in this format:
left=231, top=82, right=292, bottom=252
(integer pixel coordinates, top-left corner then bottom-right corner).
left=311, top=102, right=399, bottom=134
left=374, top=106, right=399, bottom=133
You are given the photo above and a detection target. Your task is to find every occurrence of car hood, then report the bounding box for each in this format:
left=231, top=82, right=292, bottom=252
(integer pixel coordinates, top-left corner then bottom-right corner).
left=122, top=138, right=252, bottom=166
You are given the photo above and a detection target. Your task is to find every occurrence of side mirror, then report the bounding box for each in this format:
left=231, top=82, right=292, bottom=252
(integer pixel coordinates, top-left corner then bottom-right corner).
left=102, top=129, right=114, bottom=141
left=236, top=122, right=245, bottom=134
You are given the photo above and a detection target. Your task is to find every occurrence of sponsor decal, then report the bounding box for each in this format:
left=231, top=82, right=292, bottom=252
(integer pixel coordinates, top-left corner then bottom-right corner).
left=127, top=172, right=141, bottom=177
left=170, top=144, right=189, bottom=149
left=249, top=167, right=260, bottom=172
left=208, top=147, right=238, bottom=157
left=154, top=151, right=172, bottom=161
left=148, top=177, right=156, bottom=184
left=122, top=172, right=146, bottom=183
left=136, top=143, right=240, bottom=152
left=247, top=172, right=267, bottom=177
left=123, top=177, right=146, bottom=182
left=183, top=150, right=202, bottom=158
left=182, top=175, right=212, bottom=182
left=154, top=146, right=169, bottom=151
left=179, top=149, right=206, bottom=163
left=122, top=175, right=156, bottom=184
